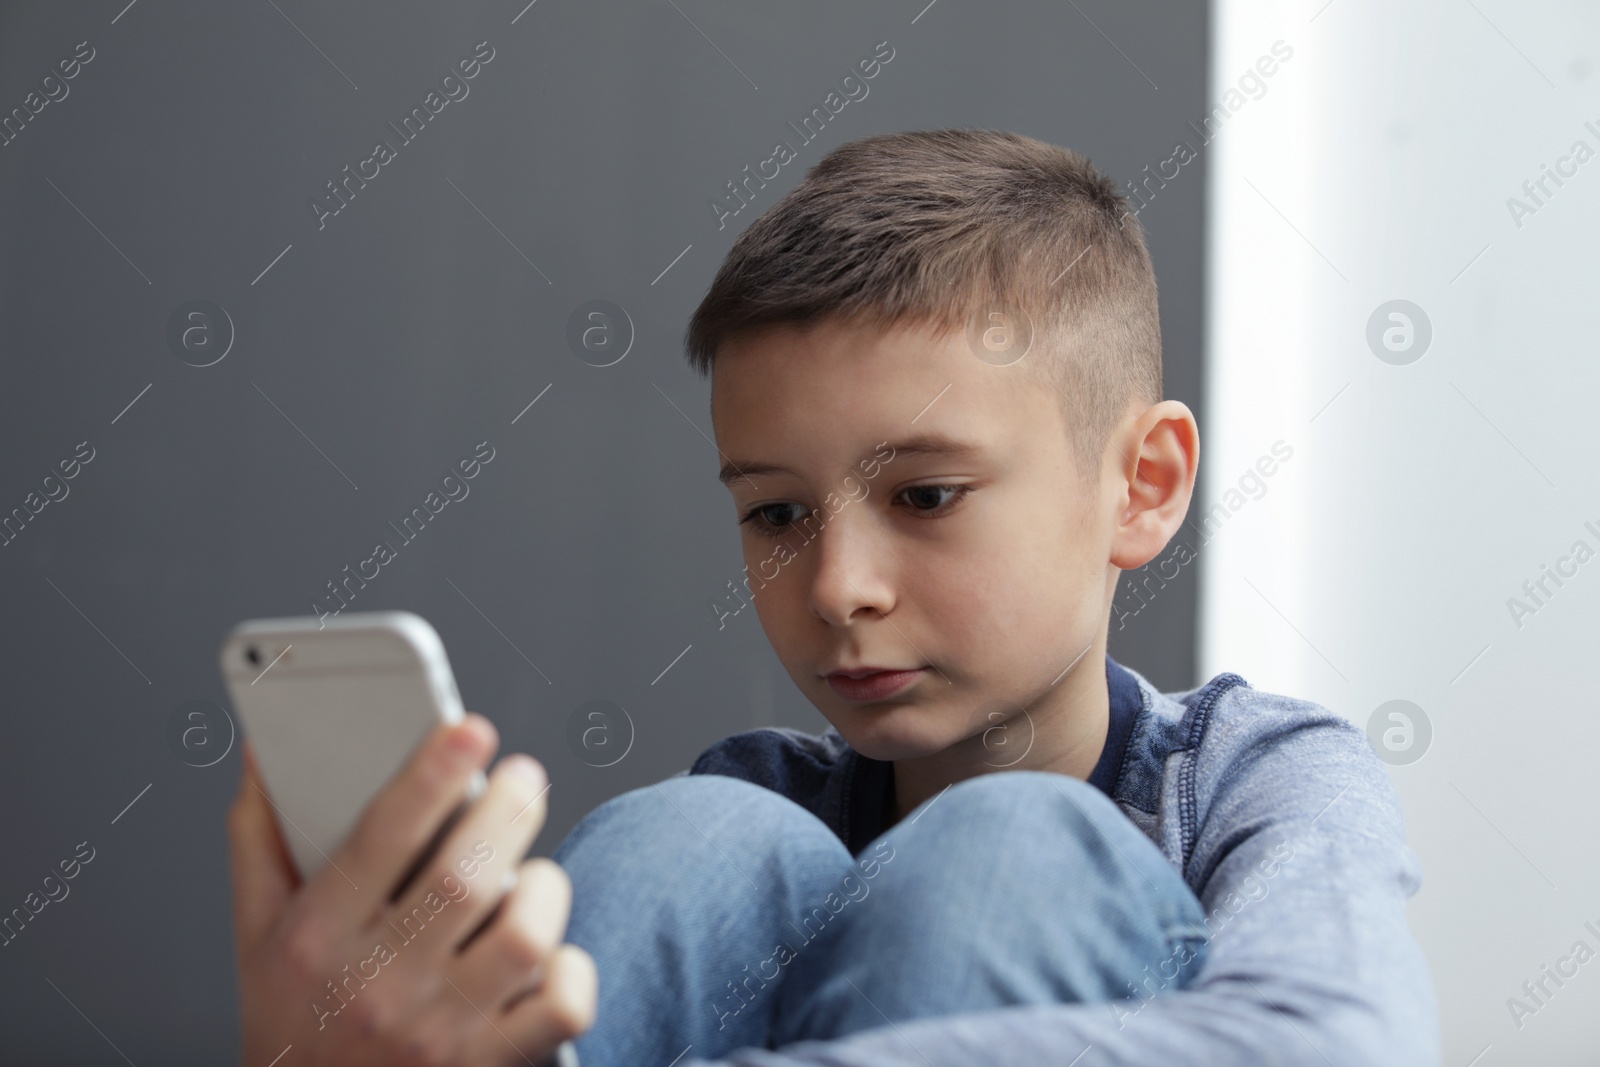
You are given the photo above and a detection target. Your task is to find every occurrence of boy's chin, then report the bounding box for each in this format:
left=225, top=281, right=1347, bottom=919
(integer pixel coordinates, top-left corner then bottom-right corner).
left=823, top=706, right=956, bottom=762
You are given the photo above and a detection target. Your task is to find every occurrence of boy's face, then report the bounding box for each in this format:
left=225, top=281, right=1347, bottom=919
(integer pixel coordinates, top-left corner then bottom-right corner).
left=710, top=317, right=1124, bottom=762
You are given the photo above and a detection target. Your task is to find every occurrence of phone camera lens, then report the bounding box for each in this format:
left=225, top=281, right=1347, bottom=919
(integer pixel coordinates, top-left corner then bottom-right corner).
left=245, top=646, right=261, bottom=666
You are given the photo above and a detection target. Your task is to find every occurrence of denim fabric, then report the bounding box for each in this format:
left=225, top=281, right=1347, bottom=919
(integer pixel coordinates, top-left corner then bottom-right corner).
left=551, top=769, right=1210, bottom=1067
left=550, top=657, right=1440, bottom=1066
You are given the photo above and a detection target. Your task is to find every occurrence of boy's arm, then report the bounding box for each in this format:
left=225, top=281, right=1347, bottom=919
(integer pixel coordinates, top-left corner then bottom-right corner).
left=678, top=707, right=1440, bottom=1067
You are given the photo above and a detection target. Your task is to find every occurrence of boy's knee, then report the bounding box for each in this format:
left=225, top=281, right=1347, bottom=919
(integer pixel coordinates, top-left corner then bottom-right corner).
left=552, top=772, right=839, bottom=867
left=895, top=770, right=1206, bottom=931
left=787, top=770, right=1211, bottom=1016
left=910, top=769, right=1130, bottom=843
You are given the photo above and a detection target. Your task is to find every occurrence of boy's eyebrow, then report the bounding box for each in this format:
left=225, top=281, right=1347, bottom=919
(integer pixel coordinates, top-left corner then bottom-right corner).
left=718, top=432, right=984, bottom=487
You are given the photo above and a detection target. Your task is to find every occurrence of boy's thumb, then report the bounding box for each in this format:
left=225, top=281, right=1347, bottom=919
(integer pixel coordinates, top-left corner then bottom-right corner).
left=226, top=742, right=299, bottom=951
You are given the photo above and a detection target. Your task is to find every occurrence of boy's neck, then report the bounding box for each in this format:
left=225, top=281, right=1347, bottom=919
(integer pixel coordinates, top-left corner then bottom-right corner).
left=887, top=648, right=1111, bottom=828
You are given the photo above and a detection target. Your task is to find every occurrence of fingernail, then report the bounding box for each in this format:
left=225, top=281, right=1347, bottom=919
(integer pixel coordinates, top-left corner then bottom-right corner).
left=447, top=720, right=486, bottom=755
left=507, top=755, right=547, bottom=790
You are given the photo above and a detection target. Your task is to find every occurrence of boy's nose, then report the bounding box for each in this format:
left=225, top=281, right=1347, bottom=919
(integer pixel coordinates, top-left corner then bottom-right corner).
left=805, top=514, right=896, bottom=626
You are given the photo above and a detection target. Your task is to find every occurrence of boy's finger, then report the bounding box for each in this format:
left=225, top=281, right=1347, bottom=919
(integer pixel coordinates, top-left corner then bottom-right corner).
left=447, top=857, right=571, bottom=1008
left=386, top=753, right=550, bottom=959
left=488, top=944, right=597, bottom=1063
left=226, top=742, right=298, bottom=953
left=301, top=713, right=499, bottom=925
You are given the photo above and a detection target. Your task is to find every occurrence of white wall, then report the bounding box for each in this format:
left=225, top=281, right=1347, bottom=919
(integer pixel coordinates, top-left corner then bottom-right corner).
left=1204, top=1, right=1600, bottom=1063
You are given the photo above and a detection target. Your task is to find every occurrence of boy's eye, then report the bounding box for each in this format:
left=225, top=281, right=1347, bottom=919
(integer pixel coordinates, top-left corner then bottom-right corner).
left=742, top=502, right=807, bottom=533
left=901, top=484, right=963, bottom=512
left=738, top=484, right=973, bottom=538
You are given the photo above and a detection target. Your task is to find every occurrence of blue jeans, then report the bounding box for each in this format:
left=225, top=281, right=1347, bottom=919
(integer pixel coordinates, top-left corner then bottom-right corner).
left=549, top=770, right=1210, bottom=1067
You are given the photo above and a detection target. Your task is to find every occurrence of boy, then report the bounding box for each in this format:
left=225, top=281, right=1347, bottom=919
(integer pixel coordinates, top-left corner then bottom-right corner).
left=229, top=128, right=1438, bottom=1066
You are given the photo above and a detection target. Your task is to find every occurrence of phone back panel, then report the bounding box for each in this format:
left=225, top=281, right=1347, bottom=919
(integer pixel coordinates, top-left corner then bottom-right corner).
left=218, top=611, right=463, bottom=878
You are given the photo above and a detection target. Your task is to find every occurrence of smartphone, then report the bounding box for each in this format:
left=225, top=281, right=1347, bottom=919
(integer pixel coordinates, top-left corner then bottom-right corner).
left=218, top=610, right=479, bottom=879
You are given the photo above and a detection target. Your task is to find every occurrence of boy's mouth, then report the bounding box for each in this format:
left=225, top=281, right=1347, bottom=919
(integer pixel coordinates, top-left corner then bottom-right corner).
left=824, top=667, right=927, bottom=702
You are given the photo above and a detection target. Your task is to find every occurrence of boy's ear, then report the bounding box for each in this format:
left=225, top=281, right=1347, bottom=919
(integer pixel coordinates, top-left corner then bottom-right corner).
left=1107, top=399, right=1199, bottom=571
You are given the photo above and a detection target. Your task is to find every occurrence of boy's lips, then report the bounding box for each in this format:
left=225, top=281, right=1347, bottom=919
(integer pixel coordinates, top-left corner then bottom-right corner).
left=824, top=667, right=927, bottom=701
left=824, top=665, right=916, bottom=679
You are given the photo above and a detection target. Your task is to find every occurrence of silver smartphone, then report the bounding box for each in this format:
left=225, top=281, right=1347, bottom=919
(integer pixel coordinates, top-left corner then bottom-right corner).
left=217, top=610, right=478, bottom=879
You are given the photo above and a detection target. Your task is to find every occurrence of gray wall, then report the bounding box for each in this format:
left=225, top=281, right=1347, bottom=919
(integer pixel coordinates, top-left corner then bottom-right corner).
left=0, top=2, right=1209, bottom=1061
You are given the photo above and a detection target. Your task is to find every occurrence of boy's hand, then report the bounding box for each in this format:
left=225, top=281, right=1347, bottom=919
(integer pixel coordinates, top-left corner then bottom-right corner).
left=228, top=714, right=597, bottom=1067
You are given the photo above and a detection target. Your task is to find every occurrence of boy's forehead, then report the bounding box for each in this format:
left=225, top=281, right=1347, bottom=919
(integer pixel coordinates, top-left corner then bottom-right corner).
left=712, top=318, right=960, bottom=432
left=709, top=317, right=1062, bottom=478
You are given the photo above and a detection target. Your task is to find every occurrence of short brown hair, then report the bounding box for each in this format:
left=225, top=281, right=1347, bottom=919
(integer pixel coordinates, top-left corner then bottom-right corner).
left=684, top=128, right=1163, bottom=476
